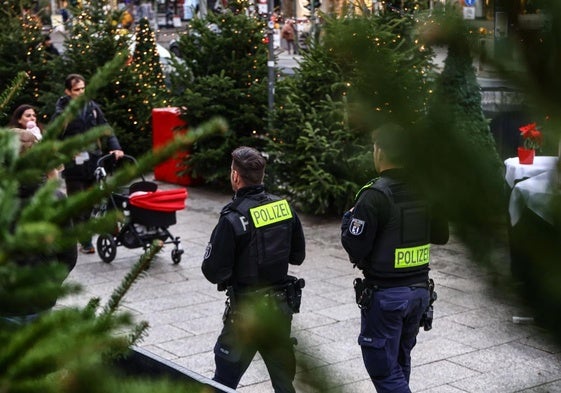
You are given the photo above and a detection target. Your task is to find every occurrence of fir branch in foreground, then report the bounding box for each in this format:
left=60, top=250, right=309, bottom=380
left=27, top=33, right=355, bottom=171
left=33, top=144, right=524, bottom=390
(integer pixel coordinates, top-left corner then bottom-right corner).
left=128, top=320, right=150, bottom=346
left=0, top=72, right=28, bottom=118
left=101, top=240, right=164, bottom=317
left=43, top=53, right=129, bottom=141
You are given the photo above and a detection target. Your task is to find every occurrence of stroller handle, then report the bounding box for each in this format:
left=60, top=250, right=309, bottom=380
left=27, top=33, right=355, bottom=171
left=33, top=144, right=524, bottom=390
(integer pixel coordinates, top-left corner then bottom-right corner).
left=96, top=153, right=138, bottom=168
left=95, top=153, right=144, bottom=182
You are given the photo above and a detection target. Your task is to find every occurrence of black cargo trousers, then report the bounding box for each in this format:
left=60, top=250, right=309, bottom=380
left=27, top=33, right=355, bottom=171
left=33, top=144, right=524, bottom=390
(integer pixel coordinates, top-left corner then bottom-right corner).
left=213, top=290, right=296, bottom=393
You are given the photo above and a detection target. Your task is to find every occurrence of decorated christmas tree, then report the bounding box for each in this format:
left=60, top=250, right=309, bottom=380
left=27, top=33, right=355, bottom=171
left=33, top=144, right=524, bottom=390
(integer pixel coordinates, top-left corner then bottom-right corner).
left=54, top=2, right=171, bottom=157
left=268, top=13, right=436, bottom=214
left=0, top=57, right=226, bottom=391
left=0, top=0, right=61, bottom=123
left=171, top=11, right=269, bottom=184
left=102, top=18, right=169, bottom=157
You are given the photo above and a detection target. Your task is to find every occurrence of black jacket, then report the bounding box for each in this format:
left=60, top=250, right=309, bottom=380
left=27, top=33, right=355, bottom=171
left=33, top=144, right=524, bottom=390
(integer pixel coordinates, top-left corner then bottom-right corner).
left=52, top=95, right=122, bottom=180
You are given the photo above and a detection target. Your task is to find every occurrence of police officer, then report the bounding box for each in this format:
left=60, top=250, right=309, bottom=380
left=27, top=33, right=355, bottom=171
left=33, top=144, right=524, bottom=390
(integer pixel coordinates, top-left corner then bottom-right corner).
left=202, top=146, right=306, bottom=392
left=341, top=124, right=449, bottom=393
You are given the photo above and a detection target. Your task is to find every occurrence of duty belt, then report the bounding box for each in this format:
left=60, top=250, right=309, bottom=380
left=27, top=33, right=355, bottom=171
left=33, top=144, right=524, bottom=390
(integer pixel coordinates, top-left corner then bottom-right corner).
left=354, top=278, right=431, bottom=310
left=223, top=276, right=305, bottom=322
left=408, top=281, right=430, bottom=289
left=363, top=280, right=430, bottom=290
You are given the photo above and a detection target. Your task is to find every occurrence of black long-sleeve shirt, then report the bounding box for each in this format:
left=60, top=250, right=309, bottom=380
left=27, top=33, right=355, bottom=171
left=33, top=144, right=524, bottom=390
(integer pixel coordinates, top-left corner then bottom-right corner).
left=202, top=185, right=305, bottom=289
left=341, top=168, right=449, bottom=282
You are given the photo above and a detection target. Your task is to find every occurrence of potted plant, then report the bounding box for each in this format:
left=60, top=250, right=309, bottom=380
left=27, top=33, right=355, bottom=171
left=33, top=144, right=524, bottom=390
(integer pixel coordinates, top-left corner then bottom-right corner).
left=518, top=122, right=543, bottom=164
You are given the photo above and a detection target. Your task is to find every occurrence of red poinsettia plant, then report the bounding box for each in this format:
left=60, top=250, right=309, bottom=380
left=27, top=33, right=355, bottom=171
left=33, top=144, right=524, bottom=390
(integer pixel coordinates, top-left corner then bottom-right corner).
left=519, top=122, right=543, bottom=150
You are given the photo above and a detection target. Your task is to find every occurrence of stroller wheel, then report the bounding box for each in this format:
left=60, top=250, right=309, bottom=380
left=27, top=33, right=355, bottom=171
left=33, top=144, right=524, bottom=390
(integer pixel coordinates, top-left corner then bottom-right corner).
left=171, top=248, right=183, bottom=264
left=97, top=234, right=117, bottom=263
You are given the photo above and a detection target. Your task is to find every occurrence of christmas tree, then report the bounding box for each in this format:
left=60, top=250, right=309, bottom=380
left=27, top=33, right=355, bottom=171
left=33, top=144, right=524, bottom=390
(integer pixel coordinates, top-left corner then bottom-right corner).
left=420, top=27, right=504, bottom=259
left=100, top=18, right=170, bottom=157
left=0, top=0, right=60, bottom=123
left=171, top=11, right=269, bottom=185
left=53, top=1, right=171, bottom=157
left=0, top=57, right=227, bottom=391
left=268, top=13, right=436, bottom=214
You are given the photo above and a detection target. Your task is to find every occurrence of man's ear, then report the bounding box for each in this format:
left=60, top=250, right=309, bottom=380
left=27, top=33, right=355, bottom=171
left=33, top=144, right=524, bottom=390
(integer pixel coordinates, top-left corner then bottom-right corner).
left=373, top=145, right=382, bottom=163
left=378, top=148, right=386, bottom=163
left=232, top=169, right=240, bottom=185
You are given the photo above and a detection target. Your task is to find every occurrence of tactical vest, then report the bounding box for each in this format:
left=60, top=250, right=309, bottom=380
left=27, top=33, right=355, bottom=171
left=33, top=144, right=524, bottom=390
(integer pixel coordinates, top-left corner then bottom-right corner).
left=363, top=177, right=431, bottom=284
left=225, top=193, right=294, bottom=287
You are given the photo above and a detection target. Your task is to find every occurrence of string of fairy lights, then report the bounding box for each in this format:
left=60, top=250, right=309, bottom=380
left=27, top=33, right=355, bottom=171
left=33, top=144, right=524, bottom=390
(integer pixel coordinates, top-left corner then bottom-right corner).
left=68, top=8, right=169, bottom=132
left=12, top=0, right=171, bottom=130
left=124, top=20, right=168, bottom=132
left=15, top=0, right=269, bottom=129
left=20, top=10, right=44, bottom=108
left=16, top=0, right=459, bottom=129
left=67, top=5, right=169, bottom=132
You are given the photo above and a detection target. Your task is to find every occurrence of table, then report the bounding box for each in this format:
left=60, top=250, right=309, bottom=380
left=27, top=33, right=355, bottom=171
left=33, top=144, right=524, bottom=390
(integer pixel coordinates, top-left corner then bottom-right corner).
left=505, top=156, right=559, bottom=226
left=508, top=170, right=559, bottom=226
left=504, top=156, right=559, bottom=188
left=504, top=156, right=559, bottom=279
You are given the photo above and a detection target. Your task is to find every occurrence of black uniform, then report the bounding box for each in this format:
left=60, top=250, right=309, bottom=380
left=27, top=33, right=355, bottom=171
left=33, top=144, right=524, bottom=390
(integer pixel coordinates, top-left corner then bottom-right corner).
left=341, top=168, right=448, bottom=393
left=202, top=185, right=305, bottom=392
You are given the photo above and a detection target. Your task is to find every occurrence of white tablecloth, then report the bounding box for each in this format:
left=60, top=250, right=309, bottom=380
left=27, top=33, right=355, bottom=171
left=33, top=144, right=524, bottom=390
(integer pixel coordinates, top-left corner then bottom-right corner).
left=504, top=156, right=559, bottom=188
left=508, top=170, right=559, bottom=226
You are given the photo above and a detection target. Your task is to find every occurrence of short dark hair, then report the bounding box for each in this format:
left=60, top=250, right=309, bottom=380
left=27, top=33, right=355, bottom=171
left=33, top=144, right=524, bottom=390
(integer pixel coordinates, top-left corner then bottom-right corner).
left=372, top=123, right=408, bottom=165
left=64, top=73, right=85, bottom=90
left=231, top=146, right=266, bottom=185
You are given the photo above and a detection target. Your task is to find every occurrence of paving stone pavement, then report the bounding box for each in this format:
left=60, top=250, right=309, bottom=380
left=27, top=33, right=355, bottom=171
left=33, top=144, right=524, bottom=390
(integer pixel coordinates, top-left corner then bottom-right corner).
left=58, top=179, right=561, bottom=392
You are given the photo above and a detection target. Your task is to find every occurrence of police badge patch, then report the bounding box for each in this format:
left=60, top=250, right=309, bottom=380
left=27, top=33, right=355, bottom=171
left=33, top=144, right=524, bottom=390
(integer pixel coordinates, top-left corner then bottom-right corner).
left=349, top=218, right=365, bottom=235
left=204, top=243, right=212, bottom=259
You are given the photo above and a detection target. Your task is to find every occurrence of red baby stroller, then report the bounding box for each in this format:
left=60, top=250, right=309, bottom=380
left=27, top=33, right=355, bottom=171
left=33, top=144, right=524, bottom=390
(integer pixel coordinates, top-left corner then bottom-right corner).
left=93, top=154, right=187, bottom=264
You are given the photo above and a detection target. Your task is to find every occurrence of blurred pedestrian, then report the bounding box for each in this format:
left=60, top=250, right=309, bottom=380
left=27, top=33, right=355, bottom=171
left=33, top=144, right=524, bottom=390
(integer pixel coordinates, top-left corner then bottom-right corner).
left=8, top=104, right=41, bottom=154
left=281, top=20, right=295, bottom=55
left=42, top=34, right=60, bottom=58
left=121, top=8, right=133, bottom=30
left=8, top=104, right=61, bottom=193
left=59, top=0, right=72, bottom=29
left=2, top=106, right=77, bottom=328
left=51, top=73, right=124, bottom=255
left=138, top=0, right=153, bottom=22
left=165, top=5, right=174, bottom=27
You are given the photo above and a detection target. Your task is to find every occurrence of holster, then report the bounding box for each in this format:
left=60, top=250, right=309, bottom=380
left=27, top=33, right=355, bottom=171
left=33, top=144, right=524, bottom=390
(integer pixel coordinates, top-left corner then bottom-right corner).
left=223, top=276, right=306, bottom=322
left=222, top=286, right=236, bottom=323
left=420, top=278, right=437, bottom=331
left=284, top=275, right=305, bottom=314
left=353, top=278, right=374, bottom=310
